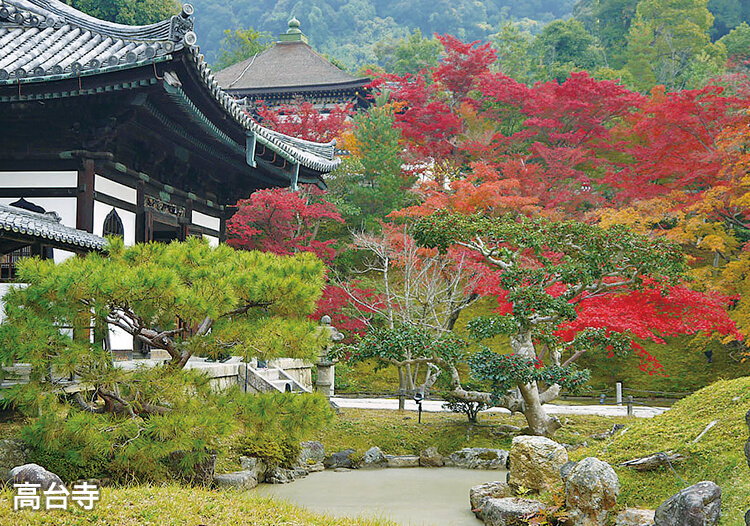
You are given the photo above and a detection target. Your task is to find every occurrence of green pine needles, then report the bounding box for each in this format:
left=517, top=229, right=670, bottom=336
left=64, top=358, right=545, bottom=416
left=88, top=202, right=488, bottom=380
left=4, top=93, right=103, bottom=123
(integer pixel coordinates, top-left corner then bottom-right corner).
left=0, top=238, right=333, bottom=482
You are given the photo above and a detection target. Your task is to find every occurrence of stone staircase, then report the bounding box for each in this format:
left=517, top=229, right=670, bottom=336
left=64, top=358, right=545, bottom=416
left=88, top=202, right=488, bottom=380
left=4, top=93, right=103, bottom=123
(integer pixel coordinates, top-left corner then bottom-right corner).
left=239, top=364, right=311, bottom=394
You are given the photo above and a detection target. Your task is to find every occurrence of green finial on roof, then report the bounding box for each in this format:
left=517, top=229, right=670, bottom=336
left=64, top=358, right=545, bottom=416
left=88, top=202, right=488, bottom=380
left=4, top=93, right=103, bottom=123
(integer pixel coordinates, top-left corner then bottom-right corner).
left=279, top=17, right=308, bottom=43
left=288, top=18, right=301, bottom=33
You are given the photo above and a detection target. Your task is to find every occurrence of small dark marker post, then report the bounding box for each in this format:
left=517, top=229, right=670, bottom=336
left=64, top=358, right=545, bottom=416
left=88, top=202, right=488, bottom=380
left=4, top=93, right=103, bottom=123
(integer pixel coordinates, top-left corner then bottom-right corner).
left=414, top=392, right=424, bottom=423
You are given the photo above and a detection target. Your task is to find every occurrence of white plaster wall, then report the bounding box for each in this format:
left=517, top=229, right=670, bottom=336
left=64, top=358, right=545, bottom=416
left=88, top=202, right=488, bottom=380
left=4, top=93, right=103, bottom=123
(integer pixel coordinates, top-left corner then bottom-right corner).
left=0, top=171, right=77, bottom=187
left=94, top=175, right=137, bottom=205
left=192, top=210, right=221, bottom=232
left=203, top=234, right=219, bottom=247
left=93, top=198, right=136, bottom=351
left=93, top=200, right=136, bottom=247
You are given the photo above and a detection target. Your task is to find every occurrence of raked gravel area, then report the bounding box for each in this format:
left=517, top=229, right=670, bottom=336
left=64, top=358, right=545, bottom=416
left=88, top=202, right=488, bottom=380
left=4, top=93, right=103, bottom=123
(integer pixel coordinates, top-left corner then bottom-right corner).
left=330, top=397, right=669, bottom=418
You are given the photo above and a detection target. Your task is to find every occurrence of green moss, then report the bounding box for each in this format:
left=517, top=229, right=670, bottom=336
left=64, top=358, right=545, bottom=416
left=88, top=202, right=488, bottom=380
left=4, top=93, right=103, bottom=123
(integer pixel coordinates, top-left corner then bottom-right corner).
left=579, top=336, right=750, bottom=394
left=315, top=409, right=627, bottom=456
left=576, top=376, right=750, bottom=525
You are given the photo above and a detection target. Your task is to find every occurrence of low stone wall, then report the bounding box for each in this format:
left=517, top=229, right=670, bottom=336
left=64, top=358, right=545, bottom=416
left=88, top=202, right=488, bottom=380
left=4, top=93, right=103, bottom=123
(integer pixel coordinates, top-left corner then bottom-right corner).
left=183, top=360, right=242, bottom=391
left=268, top=358, right=313, bottom=391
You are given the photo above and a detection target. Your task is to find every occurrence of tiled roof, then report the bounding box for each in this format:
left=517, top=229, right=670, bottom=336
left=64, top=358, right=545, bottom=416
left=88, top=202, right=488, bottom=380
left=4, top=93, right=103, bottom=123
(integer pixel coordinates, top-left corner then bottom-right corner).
left=0, top=0, right=340, bottom=175
left=0, top=204, right=107, bottom=251
left=215, top=40, right=368, bottom=92
left=0, top=0, right=192, bottom=82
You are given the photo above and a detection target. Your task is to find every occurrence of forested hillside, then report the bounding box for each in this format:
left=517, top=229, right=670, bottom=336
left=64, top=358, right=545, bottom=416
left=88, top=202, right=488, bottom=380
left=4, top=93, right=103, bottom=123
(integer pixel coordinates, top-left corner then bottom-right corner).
left=65, top=1, right=750, bottom=75
left=189, top=0, right=577, bottom=68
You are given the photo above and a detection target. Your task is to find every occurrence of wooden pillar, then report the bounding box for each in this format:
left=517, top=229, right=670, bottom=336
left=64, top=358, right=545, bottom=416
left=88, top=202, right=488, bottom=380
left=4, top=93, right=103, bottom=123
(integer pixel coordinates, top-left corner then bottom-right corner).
left=181, top=199, right=193, bottom=241
left=76, top=159, right=95, bottom=233
left=220, top=208, right=227, bottom=244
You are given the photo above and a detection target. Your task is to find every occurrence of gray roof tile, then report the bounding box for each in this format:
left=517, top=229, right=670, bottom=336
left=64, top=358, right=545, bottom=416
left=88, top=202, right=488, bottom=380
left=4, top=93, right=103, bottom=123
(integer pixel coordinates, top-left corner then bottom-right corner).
left=0, top=204, right=106, bottom=251
left=0, top=0, right=340, bottom=174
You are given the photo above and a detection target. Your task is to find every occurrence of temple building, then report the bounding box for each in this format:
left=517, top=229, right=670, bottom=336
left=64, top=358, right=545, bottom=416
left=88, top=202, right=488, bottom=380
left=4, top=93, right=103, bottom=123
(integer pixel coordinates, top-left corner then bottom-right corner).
left=215, top=19, right=370, bottom=112
left=0, top=0, right=340, bottom=268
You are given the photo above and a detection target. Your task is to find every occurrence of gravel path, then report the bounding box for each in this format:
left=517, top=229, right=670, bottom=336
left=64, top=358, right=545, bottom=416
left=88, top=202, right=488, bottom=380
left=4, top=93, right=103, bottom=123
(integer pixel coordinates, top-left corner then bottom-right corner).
left=330, top=397, right=668, bottom=418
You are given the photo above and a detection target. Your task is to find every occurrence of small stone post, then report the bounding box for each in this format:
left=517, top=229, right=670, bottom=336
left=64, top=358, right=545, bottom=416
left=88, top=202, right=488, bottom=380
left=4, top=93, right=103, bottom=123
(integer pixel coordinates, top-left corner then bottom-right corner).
left=616, top=381, right=623, bottom=405
left=316, top=315, right=343, bottom=398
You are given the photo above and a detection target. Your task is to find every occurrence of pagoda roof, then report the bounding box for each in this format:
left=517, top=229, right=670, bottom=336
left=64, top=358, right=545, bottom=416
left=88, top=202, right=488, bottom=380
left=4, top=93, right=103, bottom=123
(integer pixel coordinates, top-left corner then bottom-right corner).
left=0, top=203, right=106, bottom=253
left=215, top=20, right=369, bottom=96
left=0, top=0, right=339, bottom=182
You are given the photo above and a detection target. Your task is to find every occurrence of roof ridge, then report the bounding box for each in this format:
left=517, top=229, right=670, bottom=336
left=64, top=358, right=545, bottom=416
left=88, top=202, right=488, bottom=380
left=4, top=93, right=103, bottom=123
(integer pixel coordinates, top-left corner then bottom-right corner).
left=184, top=46, right=339, bottom=169
left=0, top=202, right=107, bottom=251
left=4, top=0, right=192, bottom=42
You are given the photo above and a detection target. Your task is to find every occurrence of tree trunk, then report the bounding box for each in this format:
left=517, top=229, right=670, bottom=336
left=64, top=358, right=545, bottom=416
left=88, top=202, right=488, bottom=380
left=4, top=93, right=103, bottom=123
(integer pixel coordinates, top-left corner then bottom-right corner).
left=397, top=366, right=406, bottom=411
left=511, top=331, right=561, bottom=437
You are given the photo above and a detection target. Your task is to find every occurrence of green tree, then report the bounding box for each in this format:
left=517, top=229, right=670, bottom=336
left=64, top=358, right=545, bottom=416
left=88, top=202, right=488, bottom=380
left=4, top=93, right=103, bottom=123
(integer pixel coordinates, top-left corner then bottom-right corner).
left=330, top=103, right=413, bottom=230
left=492, top=22, right=536, bottom=84
left=67, top=0, right=179, bottom=25
left=533, top=18, right=605, bottom=82
left=718, top=21, right=750, bottom=61
left=374, top=29, right=444, bottom=75
left=0, top=238, right=331, bottom=480
left=592, top=0, right=640, bottom=68
left=708, top=0, right=743, bottom=39
left=409, top=211, right=735, bottom=436
left=214, top=27, right=273, bottom=70
left=624, top=0, right=726, bottom=91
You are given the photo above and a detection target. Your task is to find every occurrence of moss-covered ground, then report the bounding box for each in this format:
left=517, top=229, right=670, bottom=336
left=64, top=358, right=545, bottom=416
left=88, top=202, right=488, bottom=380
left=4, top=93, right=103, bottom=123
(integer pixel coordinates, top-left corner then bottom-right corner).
left=575, top=376, right=750, bottom=526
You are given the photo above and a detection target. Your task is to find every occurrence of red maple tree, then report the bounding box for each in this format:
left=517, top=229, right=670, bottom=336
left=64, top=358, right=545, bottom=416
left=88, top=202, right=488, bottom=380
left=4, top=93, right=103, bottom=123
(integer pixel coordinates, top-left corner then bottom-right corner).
left=226, top=187, right=343, bottom=264
left=255, top=100, right=352, bottom=143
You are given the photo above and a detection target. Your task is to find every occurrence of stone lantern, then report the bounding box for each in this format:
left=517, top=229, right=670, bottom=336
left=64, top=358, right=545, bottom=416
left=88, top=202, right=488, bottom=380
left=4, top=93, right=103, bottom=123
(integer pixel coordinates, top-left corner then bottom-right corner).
left=316, top=315, right=343, bottom=397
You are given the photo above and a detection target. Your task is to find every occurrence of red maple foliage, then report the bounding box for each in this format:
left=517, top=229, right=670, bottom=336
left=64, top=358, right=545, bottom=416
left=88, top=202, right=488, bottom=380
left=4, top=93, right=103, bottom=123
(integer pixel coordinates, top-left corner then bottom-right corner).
left=226, top=187, right=343, bottom=264
left=605, top=84, right=745, bottom=203
left=255, top=100, right=352, bottom=143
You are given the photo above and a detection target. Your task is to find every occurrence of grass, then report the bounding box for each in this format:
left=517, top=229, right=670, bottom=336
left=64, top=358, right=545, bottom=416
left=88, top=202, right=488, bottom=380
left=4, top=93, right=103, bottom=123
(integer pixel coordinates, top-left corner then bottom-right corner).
left=576, top=376, right=750, bottom=525
left=0, top=483, right=397, bottom=526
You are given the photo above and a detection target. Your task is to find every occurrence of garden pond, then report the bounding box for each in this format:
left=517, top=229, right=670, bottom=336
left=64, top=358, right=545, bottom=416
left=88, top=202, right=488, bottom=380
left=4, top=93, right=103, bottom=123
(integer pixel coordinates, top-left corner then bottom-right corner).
left=255, top=467, right=508, bottom=525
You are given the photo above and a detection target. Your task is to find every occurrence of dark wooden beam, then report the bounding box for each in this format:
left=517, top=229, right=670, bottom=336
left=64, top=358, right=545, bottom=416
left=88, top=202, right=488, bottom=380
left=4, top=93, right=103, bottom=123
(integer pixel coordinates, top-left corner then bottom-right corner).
left=77, top=159, right=95, bottom=233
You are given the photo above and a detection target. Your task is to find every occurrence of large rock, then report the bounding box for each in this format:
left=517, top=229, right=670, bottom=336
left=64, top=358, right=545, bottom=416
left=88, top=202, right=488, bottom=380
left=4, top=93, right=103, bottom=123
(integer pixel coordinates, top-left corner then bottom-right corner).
left=386, top=455, right=420, bottom=468
left=0, top=439, right=29, bottom=481
left=324, top=449, right=357, bottom=469
left=420, top=447, right=444, bottom=467
left=566, top=457, right=620, bottom=526
left=470, top=481, right=511, bottom=520
left=7, top=463, right=64, bottom=491
left=298, top=441, right=326, bottom=466
left=446, top=448, right=509, bottom=470
left=213, top=470, right=258, bottom=489
left=508, top=436, right=568, bottom=493
left=362, top=447, right=388, bottom=469
left=560, top=461, right=578, bottom=481
left=239, top=456, right=268, bottom=481
left=616, top=508, right=656, bottom=526
left=745, top=508, right=750, bottom=526
left=265, top=466, right=309, bottom=484
left=482, top=497, right=546, bottom=526
left=654, top=481, right=721, bottom=526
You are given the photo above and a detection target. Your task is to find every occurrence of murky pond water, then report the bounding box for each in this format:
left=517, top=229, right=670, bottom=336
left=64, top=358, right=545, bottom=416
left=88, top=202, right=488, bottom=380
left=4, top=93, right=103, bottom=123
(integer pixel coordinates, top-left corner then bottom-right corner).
left=255, top=467, right=507, bottom=526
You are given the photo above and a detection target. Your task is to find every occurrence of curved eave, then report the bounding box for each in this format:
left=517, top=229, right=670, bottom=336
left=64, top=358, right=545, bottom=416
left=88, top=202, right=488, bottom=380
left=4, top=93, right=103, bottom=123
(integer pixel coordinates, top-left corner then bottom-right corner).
left=227, top=78, right=370, bottom=97
left=182, top=46, right=340, bottom=174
